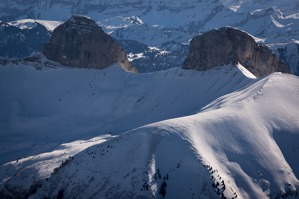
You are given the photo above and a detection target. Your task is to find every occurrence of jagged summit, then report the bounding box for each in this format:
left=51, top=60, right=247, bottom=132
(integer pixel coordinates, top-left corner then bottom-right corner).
left=43, top=15, right=137, bottom=72
left=183, top=27, right=289, bottom=77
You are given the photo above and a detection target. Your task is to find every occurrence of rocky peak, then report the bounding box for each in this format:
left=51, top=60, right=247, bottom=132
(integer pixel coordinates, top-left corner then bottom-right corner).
left=65, top=15, right=98, bottom=30
left=43, top=15, right=137, bottom=72
left=182, top=27, right=289, bottom=77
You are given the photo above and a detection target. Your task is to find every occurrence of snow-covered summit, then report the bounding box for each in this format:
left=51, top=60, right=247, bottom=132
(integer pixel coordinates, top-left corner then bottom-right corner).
left=7, top=19, right=62, bottom=31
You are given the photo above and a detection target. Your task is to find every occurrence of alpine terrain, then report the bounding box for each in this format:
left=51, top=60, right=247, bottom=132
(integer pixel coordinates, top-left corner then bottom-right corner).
left=0, top=1, right=299, bottom=199
left=0, top=0, right=299, bottom=74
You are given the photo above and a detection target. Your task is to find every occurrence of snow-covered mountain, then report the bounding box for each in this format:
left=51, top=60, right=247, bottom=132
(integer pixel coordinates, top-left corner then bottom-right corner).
left=1, top=1, right=299, bottom=198
left=32, top=70, right=299, bottom=198
left=1, top=0, right=299, bottom=74
left=0, top=60, right=298, bottom=198
left=0, top=61, right=254, bottom=164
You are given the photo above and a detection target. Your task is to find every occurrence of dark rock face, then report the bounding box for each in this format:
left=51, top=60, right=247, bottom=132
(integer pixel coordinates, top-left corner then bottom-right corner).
left=182, top=27, right=289, bottom=77
left=43, top=15, right=136, bottom=72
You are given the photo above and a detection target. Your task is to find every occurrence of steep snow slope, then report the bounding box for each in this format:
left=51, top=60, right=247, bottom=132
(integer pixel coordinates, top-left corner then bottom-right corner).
left=0, top=134, right=115, bottom=198
left=0, top=62, right=254, bottom=165
left=26, top=71, right=299, bottom=199
left=1, top=62, right=298, bottom=198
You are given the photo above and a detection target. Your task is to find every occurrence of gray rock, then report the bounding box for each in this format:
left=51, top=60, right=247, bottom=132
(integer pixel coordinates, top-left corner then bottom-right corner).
left=43, top=15, right=137, bottom=72
left=182, top=27, right=289, bottom=77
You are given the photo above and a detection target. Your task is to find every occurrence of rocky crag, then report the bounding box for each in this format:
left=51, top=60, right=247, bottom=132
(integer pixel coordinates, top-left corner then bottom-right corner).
left=183, top=27, right=289, bottom=77
left=43, top=15, right=137, bottom=72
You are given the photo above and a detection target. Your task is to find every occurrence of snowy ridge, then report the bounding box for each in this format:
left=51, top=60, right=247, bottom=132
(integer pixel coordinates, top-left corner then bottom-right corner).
left=8, top=19, right=62, bottom=31
left=1, top=62, right=299, bottom=198
left=0, top=63, right=254, bottom=164
left=1, top=0, right=299, bottom=198
left=26, top=71, right=299, bottom=198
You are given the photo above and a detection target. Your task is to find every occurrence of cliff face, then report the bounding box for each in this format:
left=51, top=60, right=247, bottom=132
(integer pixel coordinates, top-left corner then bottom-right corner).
left=182, top=27, right=289, bottom=77
left=43, top=15, right=137, bottom=72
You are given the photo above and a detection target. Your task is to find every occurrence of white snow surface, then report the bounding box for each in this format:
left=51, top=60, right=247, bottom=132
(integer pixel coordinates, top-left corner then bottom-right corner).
left=0, top=62, right=299, bottom=198
left=0, top=63, right=254, bottom=164
left=8, top=19, right=62, bottom=31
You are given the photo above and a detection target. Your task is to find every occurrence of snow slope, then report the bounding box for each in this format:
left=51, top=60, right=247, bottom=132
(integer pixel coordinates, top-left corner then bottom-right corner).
left=0, top=62, right=254, bottom=165
left=30, top=71, right=299, bottom=199
left=1, top=61, right=299, bottom=198
left=8, top=19, right=62, bottom=31
left=1, top=1, right=299, bottom=198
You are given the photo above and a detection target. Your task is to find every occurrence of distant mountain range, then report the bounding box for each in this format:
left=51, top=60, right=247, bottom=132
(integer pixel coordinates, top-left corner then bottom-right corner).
left=0, top=0, right=298, bottom=74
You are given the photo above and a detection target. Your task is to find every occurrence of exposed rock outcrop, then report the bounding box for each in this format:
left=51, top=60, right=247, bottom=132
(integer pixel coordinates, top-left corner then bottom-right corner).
left=182, top=27, right=289, bottom=77
left=43, top=15, right=137, bottom=72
